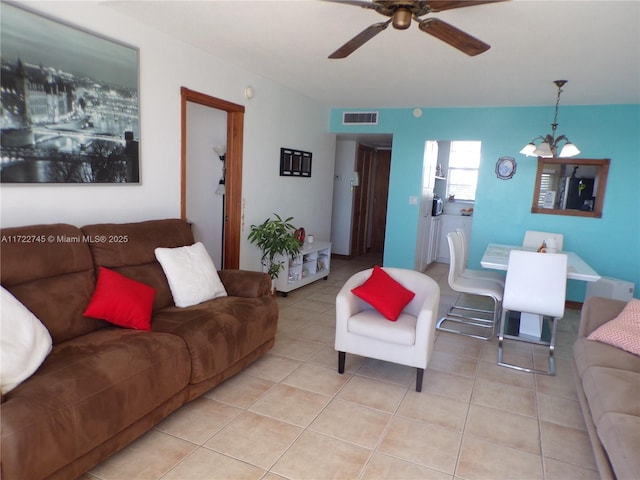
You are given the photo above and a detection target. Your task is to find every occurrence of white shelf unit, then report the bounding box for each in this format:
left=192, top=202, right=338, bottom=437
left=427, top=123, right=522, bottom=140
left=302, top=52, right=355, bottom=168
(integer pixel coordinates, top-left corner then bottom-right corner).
left=275, top=241, right=331, bottom=296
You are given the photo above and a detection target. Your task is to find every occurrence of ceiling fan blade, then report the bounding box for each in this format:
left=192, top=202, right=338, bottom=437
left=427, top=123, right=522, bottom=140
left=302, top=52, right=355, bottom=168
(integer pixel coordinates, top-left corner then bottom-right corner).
left=321, top=0, right=375, bottom=9
left=329, top=21, right=391, bottom=59
left=425, top=0, right=509, bottom=13
left=418, top=18, right=490, bottom=56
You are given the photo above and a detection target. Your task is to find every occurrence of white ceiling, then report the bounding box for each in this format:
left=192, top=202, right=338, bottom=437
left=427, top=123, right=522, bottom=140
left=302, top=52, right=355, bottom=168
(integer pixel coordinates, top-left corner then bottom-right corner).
left=107, top=0, right=640, bottom=108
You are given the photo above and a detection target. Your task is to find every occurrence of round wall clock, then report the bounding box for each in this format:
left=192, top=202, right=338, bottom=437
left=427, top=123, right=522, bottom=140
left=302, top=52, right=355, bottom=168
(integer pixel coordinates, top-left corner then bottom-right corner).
left=496, top=156, right=517, bottom=180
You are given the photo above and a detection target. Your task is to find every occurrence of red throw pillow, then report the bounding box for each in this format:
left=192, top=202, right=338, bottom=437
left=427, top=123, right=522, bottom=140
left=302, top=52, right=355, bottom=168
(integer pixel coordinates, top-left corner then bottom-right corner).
left=351, top=266, right=416, bottom=321
left=84, top=267, right=156, bottom=331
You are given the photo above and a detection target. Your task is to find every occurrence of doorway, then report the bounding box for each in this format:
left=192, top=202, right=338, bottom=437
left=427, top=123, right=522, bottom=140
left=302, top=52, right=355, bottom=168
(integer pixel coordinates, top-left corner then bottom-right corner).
left=350, top=144, right=391, bottom=257
left=180, top=88, right=244, bottom=269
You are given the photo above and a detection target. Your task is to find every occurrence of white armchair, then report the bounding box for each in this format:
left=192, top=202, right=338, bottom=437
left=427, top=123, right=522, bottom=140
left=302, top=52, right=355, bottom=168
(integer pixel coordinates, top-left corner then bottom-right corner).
left=335, top=267, right=440, bottom=392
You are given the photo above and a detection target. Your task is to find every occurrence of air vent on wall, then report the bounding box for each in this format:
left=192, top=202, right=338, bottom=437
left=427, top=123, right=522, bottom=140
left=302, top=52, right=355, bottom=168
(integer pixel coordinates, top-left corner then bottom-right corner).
left=342, top=112, right=378, bottom=125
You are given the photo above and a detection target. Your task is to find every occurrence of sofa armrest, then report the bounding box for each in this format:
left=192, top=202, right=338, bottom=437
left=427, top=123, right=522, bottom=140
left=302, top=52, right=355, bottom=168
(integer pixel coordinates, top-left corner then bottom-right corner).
left=578, top=296, right=627, bottom=338
left=218, top=270, right=272, bottom=298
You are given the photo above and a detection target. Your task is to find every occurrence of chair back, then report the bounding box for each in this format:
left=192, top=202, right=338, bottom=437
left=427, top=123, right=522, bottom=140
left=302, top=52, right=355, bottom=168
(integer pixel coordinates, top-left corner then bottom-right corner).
left=446, top=232, right=465, bottom=286
left=523, top=231, right=564, bottom=252
left=503, top=250, right=568, bottom=318
left=455, top=228, right=470, bottom=269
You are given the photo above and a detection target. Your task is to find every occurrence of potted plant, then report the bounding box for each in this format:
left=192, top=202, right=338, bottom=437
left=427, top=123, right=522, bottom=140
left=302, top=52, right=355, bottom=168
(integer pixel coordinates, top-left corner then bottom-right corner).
left=248, top=214, right=301, bottom=288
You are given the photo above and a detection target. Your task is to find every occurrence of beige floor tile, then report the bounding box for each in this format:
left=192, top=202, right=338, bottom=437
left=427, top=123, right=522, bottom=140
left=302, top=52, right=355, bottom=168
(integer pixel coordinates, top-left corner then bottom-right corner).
left=337, top=375, right=408, bottom=413
left=162, top=447, right=265, bottom=480
left=361, top=452, right=453, bottom=480
left=535, top=362, right=578, bottom=401
left=205, top=411, right=302, bottom=469
left=282, top=362, right=351, bottom=396
left=397, top=390, right=469, bottom=432
left=543, top=457, right=600, bottom=480
left=249, top=384, right=330, bottom=427
left=537, top=393, right=587, bottom=431
left=378, top=416, right=461, bottom=474
left=428, top=349, right=479, bottom=378
left=270, top=334, right=325, bottom=361
left=464, top=404, right=541, bottom=454
left=289, top=322, right=336, bottom=345
left=89, top=430, right=196, bottom=480
left=204, top=373, right=275, bottom=408
left=154, top=397, right=242, bottom=444
left=476, top=359, right=535, bottom=390
left=435, top=332, right=485, bottom=359
left=471, top=378, right=537, bottom=418
left=309, top=344, right=366, bottom=373
left=456, top=435, right=543, bottom=480
left=358, top=358, right=417, bottom=388
left=242, top=353, right=303, bottom=382
left=290, top=298, right=334, bottom=313
left=272, top=430, right=371, bottom=480
left=309, top=398, right=391, bottom=449
left=540, top=421, right=597, bottom=470
left=422, top=369, right=475, bottom=402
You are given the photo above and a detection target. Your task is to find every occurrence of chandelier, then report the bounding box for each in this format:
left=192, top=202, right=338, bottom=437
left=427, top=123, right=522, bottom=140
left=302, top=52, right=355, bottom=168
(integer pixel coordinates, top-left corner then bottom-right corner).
left=520, top=80, right=580, bottom=158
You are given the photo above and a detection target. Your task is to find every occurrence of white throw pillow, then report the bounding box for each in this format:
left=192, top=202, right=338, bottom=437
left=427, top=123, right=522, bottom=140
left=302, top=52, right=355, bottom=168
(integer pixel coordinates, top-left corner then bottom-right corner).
left=155, top=242, right=227, bottom=308
left=1, top=286, right=53, bottom=394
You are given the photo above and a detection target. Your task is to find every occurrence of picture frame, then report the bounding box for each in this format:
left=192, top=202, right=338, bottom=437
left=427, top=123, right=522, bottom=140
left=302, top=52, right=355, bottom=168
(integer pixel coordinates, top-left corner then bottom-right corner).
left=280, top=148, right=312, bottom=177
left=0, top=3, right=140, bottom=184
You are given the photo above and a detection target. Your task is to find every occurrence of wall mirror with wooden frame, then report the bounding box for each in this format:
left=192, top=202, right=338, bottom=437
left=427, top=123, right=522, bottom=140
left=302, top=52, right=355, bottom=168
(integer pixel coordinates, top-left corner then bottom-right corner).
left=531, top=158, right=610, bottom=218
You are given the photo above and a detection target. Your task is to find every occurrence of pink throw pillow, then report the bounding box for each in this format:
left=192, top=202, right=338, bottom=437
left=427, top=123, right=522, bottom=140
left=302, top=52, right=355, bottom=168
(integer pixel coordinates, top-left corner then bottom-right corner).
left=588, top=299, right=640, bottom=356
left=351, top=266, right=416, bottom=321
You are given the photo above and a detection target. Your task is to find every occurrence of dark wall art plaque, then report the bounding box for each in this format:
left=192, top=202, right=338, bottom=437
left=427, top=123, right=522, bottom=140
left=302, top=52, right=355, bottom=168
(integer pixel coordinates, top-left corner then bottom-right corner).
left=0, top=3, right=140, bottom=184
left=280, top=147, right=312, bottom=177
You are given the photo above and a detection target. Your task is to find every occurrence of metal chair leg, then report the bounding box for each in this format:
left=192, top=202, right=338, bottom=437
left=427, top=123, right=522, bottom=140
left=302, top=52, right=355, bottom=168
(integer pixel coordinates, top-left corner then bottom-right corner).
left=498, top=311, right=559, bottom=375
left=437, top=296, right=501, bottom=340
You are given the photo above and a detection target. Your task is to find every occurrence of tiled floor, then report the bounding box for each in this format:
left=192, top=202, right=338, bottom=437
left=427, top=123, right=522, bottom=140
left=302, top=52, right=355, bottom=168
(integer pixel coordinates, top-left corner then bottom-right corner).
left=84, top=255, right=598, bottom=480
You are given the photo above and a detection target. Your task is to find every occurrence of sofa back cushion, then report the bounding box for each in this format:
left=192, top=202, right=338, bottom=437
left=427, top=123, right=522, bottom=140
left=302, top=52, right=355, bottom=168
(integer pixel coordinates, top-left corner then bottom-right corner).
left=0, top=223, right=102, bottom=344
left=81, top=219, right=194, bottom=310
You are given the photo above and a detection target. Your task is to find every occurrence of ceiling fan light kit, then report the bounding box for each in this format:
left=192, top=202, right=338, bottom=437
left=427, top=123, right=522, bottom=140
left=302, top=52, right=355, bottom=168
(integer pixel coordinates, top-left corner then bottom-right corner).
left=326, top=0, right=507, bottom=58
left=520, top=80, right=581, bottom=158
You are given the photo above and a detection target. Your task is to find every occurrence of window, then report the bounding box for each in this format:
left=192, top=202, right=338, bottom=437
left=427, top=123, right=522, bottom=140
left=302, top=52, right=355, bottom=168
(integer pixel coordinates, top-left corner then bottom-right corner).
left=446, top=141, right=481, bottom=201
left=537, top=172, right=555, bottom=208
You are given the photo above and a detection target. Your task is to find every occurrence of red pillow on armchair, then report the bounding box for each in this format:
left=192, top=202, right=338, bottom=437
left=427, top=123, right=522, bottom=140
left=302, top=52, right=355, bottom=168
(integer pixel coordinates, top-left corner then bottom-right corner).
left=351, top=265, right=416, bottom=321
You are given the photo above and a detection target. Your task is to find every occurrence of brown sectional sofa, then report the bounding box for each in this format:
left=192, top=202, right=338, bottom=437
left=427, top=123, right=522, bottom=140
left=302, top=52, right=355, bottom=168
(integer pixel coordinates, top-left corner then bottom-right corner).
left=1, top=219, right=278, bottom=480
left=573, top=296, right=640, bottom=480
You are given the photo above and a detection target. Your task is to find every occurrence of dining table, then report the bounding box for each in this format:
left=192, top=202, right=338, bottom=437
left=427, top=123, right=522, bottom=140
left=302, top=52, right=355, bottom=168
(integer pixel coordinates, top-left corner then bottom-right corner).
left=480, top=243, right=601, bottom=337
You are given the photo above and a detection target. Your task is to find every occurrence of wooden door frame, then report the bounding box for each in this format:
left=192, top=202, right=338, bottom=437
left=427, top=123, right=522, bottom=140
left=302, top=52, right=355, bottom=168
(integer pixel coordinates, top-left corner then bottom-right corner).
left=180, top=87, right=244, bottom=269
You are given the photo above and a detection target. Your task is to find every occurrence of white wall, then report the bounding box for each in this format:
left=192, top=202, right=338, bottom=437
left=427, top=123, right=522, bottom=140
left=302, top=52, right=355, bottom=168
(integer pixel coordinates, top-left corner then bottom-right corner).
left=185, top=103, right=226, bottom=268
left=330, top=140, right=357, bottom=255
left=0, top=1, right=336, bottom=272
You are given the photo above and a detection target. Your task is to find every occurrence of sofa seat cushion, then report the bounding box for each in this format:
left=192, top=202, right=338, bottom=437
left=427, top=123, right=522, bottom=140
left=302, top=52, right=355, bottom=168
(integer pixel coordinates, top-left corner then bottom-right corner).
left=0, top=328, right=191, bottom=480
left=573, top=337, right=640, bottom=379
left=596, top=412, right=640, bottom=480
left=581, top=366, right=640, bottom=425
left=152, top=296, right=278, bottom=384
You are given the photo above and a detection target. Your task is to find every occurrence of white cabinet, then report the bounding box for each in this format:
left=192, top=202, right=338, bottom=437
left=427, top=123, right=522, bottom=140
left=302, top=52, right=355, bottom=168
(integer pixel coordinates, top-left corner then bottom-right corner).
left=275, top=242, right=331, bottom=296
left=436, top=215, right=472, bottom=263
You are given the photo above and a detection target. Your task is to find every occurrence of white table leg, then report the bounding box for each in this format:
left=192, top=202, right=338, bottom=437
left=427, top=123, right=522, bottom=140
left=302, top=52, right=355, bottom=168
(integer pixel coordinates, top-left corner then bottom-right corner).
left=519, top=312, right=543, bottom=338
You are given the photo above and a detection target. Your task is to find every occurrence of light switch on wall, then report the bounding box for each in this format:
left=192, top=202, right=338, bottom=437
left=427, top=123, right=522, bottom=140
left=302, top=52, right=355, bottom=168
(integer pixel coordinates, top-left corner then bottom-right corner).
left=409, top=196, right=418, bottom=205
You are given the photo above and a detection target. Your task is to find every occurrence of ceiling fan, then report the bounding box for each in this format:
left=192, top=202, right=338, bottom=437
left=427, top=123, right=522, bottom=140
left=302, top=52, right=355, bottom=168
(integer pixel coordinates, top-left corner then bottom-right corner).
left=326, top=0, right=508, bottom=59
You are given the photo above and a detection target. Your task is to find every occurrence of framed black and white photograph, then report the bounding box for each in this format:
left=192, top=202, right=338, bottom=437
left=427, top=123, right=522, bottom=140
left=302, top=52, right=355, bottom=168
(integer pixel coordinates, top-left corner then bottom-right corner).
left=0, top=3, right=140, bottom=184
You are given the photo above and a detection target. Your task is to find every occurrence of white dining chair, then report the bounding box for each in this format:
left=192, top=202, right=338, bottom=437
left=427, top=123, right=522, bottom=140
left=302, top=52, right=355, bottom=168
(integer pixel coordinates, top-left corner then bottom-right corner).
left=436, top=232, right=503, bottom=340
left=498, top=250, right=568, bottom=375
left=335, top=267, right=440, bottom=392
left=523, top=231, right=564, bottom=252
left=455, top=229, right=505, bottom=287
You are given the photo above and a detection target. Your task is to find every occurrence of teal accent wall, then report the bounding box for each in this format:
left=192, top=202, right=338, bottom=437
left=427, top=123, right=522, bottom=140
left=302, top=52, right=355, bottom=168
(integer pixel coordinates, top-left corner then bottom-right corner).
left=330, top=105, right=640, bottom=301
